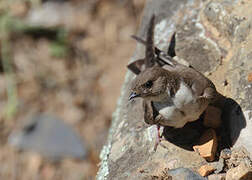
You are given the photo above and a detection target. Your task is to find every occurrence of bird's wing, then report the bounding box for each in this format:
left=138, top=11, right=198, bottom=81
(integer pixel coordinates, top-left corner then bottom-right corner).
left=179, top=68, right=217, bottom=100
left=143, top=100, right=159, bottom=125
left=127, top=59, right=145, bottom=75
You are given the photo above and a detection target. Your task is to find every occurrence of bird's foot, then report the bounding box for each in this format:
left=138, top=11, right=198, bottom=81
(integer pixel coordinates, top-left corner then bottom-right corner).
left=153, top=124, right=163, bottom=151
left=154, top=137, right=160, bottom=152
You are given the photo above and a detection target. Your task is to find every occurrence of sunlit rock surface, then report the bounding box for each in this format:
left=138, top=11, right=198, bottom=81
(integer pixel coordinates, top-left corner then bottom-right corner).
left=97, top=0, right=252, bottom=179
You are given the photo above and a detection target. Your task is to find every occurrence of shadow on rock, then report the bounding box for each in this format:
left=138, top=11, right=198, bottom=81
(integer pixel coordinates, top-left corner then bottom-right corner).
left=162, top=117, right=206, bottom=151
left=220, top=97, right=246, bottom=148
left=162, top=97, right=246, bottom=152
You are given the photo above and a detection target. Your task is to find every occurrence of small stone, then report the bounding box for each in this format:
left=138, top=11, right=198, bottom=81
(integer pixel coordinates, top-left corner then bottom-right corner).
left=231, top=146, right=250, bottom=158
left=167, top=168, right=206, bottom=180
left=8, top=114, right=87, bottom=160
left=198, top=164, right=215, bottom=177
left=203, top=106, right=222, bottom=128
left=248, top=73, right=252, bottom=82
left=226, top=162, right=252, bottom=180
left=149, top=168, right=172, bottom=180
left=210, top=158, right=224, bottom=174
left=193, top=129, right=218, bottom=161
left=227, top=146, right=251, bottom=168
left=220, top=148, right=232, bottom=159
left=208, top=173, right=226, bottom=180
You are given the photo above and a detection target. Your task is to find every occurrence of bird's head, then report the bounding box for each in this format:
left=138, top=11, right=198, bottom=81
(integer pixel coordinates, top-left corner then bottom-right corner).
left=129, top=66, right=169, bottom=101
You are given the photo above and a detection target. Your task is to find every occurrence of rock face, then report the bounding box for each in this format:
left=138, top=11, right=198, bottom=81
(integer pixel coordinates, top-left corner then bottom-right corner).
left=97, top=0, right=252, bottom=179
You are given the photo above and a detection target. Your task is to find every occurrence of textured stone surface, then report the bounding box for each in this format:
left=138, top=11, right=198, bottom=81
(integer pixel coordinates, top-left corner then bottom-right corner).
left=203, top=1, right=240, bottom=41
left=209, top=158, right=224, bottom=174
left=226, top=146, right=251, bottom=169
left=226, top=45, right=252, bottom=151
left=197, top=164, right=215, bottom=177
left=166, top=168, right=206, bottom=180
left=226, top=162, right=252, bottom=180
left=97, top=0, right=252, bottom=179
left=175, top=16, right=222, bottom=74
left=220, top=148, right=232, bottom=159
left=208, top=173, right=226, bottom=180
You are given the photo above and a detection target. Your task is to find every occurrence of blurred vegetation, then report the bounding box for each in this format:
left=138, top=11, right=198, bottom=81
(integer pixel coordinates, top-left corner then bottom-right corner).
left=0, top=12, right=18, bottom=118
left=0, top=0, right=145, bottom=179
left=0, top=1, right=70, bottom=118
left=49, top=29, right=69, bottom=58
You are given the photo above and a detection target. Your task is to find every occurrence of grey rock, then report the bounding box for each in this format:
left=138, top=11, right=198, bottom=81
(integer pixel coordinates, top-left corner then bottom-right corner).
left=175, top=16, right=222, bottom=74
left=202, top=0, right=252, bottom=155
left=8, top=114, right=87, bottom=160
left=97, top=0, right=252, bottom=179
left=210, top=158, right=224, bottom=174
left=167, top=168, right=206, bottom=180
left=25, top=2, right=92, bottom=31
left=226, top=42, right=252, bottom=153
left=97, top=0, right=209, bottom=180
left=208, top=173, right=226, bottom=180
left=227, top=146, right=251, bottom=169
left=234, top=17, right=252, bottom=43
left=203, top=1, right=240, bottom=40
left=220, top=148, right=232, bottom=159
left=226, top=161, right=252, bottom=180
left=200, top=0, right=252, bottom=155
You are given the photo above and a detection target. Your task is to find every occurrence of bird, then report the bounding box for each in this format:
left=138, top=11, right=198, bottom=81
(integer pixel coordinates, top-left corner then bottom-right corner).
left=128, top=15, right=218, bottom=151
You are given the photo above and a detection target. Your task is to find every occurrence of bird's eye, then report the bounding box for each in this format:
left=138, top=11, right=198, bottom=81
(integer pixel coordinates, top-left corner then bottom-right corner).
left=144, top=80, right=153, bottom=88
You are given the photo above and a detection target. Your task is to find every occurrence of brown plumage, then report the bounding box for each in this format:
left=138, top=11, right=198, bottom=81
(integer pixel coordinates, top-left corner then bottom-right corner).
left=128, top=15, right=218, bottom=151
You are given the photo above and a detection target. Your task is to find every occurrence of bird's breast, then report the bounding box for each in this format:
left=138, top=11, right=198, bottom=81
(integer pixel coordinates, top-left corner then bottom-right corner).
left=152, top=81, right=207, bottom=127
left=153, top=81, right=195, bottom=111
left=173, top=81, right=195, bottom=108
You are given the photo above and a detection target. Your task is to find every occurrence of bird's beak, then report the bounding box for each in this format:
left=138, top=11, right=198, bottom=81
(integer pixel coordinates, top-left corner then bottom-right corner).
left=129, top=92, right=140, bottom=100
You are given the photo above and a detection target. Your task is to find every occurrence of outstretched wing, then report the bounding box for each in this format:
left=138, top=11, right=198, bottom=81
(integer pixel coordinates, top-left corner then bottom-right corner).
left=127, top=59, right=145, bottom=75
left=145, top=15, right=156, bottom=68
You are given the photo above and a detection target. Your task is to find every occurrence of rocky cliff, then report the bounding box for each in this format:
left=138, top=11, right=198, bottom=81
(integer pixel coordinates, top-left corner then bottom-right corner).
left=97, top=0, right=252, bottom=179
